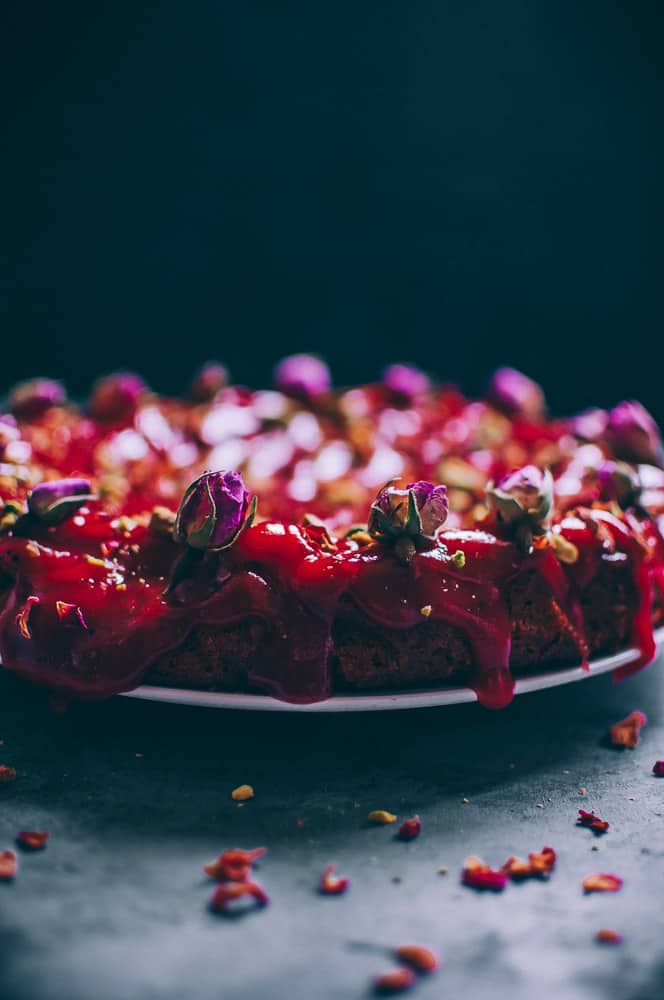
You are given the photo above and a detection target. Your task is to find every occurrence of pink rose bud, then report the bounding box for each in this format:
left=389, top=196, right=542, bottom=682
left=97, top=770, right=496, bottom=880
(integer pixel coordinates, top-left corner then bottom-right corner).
left=28, top=478, right=95, bottom=525
left=174, top=469, right=256, bottom=551
left=189, top=362, right=229, bottom=402
left=89, top=372, right=147, bottom=422
left=487, top=368, right=546, bottom=421
left=487, top=465, right=553, bottom=552
left=382, top=363, right=431, bottom=402
left=9, top=379, right=66, bottom=420
left=606, top=401, right=663, bottom=467
left=274, top=354, right=331, bottom=400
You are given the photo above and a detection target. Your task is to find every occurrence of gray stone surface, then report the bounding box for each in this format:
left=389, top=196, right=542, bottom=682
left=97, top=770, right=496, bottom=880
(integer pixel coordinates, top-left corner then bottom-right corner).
left=1, top=657, right=663, bottom=1000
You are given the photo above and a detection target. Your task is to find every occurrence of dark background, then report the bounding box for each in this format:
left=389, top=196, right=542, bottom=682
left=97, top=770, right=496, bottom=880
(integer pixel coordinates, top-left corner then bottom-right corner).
left=3, top=2, right=663, bottom=417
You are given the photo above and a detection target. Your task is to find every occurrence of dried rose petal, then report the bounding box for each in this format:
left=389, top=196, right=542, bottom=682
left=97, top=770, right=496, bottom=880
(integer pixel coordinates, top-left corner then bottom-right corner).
left=0, top=765, right=17, bottom=783
left=577, top=810, right=610, bottom=834
left=368, top=810, right=397, bottom=825
left=319, top=863, right=350, bottom=895
left=15, top=596, right=40, bottom=640
left=373, top=966, right=416, bottom=994
left=596, top=928, right=623, bottom=945
left=501, top=846, right=556, bottom=880
left=462, top=856, right=508, bottom=891
left=203, top=847, right=266, bottom=882
left=55, top=602, right=88, bottom=631
left=209, top=879, right=269, bottom=913
left=583, top=873, right=623, bottom=894
left=16, top=830, right=49, bottom=851
left=609, top=710, right=648, bottom=748
left=0, top=849, right=18, bottom=880
left=394, top=944, right=440, bottom=974
left=397, top=816, right=421, bottom=841
left=231, top=784, right=254, bottom=802
left=652, top=761, right=664, bottom=777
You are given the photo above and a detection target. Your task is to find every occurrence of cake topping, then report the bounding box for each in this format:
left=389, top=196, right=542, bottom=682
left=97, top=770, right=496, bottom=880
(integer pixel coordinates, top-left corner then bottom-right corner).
left=486, top=465, right=553, bottom=552
left=597, top=461, right=642, bottom=510
left=27, top=478, right=95, bottom=526
left=274, top=353, right=331, bottom=401
left=89, top=372, right=147, bottom=421
left=189, top=362, right=229, bottom=402
left=606, top=400, right=663, bottom=467
left=173, top=470, right=256, bottom=552
left=9, top=377, right=66, bottom=419
left=486, top=367, right=545, bottom=421
left=368, top=481, right=448, bottom=563
left=382, top=363, right=431, bottom=402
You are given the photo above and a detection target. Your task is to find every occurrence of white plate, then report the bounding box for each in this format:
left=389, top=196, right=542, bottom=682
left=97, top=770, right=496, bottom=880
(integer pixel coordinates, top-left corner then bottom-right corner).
left=120, top=628, right=664, bottom=712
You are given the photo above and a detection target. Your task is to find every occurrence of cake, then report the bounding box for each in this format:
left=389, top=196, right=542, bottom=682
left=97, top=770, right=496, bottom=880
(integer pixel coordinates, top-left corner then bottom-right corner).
left=0, top=358, right=662, bottom=708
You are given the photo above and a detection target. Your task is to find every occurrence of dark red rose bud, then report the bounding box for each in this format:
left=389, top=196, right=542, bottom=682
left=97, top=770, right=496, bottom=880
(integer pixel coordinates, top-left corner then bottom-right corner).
left=397, top=816, right=421, bottom=841
left=89, top=372, right=147, bottom=422
left=9, top=378, right=66, bottom=419
left=382, top=364, right=431, bottom=402
left=606, top=401, right=664, bottom=467
left=174, top=469, right=256, bottom=551
left=28, top=478, right=95, bottom=525
left=368, top=481, right=448, bottom=563
left=652, top=760, right=664, bottom=777
left=274, top=354, right=331, bottom=400
left=190, top=362, right=229, bottom=402
left=487, top=367, right=546, bottom=421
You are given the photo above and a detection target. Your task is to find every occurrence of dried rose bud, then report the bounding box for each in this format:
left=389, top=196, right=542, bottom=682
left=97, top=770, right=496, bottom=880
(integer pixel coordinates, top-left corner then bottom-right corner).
left=373, top=966, right=416, bottom=994
left=569, top=407, right=609, bottom=441
left=597, top=461, right=641, bottom=509
left=583, top=872, right=623, bottom=894
left=393, top=945, right=440, bottom=974
left=397, top=816, right=421, bottom=841
left=89, top=372, right=147, bottom=421
left=189, top=362, right=229, bottom=402
left=28, top=478, right=95, bottom=526
left=369, top=481, right=448, bottom=563
left=382, top=364, right=431, bottom=402
left=16, top=830, right=49, bottom=850
left=652, top=760, right=664, bottom=777
left=319, top=863, right=350, bottom=895
left=487, top=368, right=546, bottom=421
left=274, top=354, right=331, bottom=400
left=0, top=849, right=18, bottom=880
left=486, top=465, right=553, bottom=553
left=577, top=810, right=609, bottom=834
left=174, top=470, right=256, bottom=551
left=606, top=400, right=663, bottom=467
left=9, top=378, right=66, bottom=419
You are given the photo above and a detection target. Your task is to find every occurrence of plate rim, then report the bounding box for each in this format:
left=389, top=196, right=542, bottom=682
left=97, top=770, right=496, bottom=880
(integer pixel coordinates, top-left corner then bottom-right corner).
left=120, top=628, right=664, bottom=712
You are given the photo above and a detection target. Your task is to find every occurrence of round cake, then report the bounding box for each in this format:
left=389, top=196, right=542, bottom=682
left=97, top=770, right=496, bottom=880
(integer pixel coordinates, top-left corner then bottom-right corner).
left=0, top=358, right=662, bottom=708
